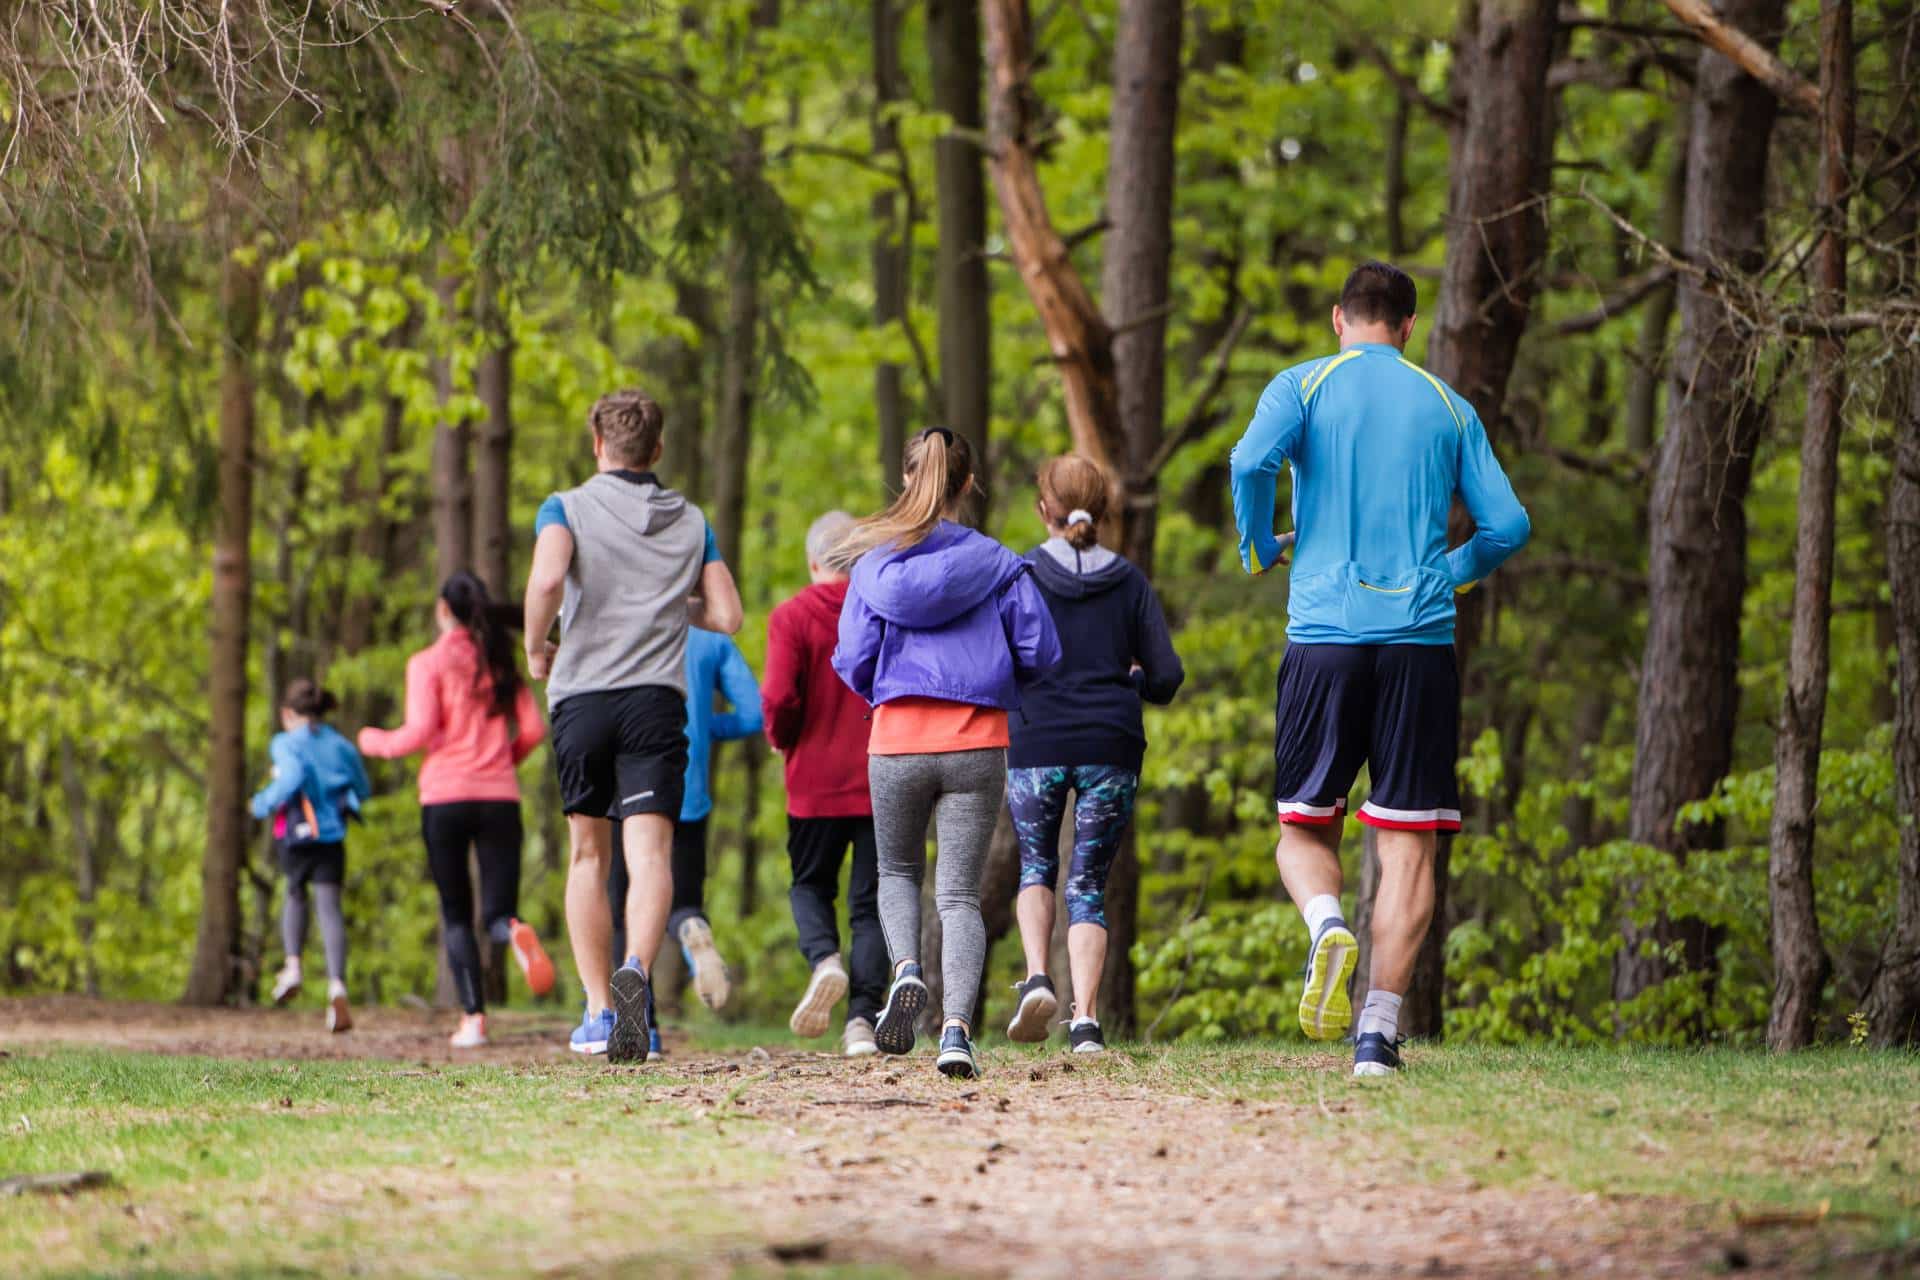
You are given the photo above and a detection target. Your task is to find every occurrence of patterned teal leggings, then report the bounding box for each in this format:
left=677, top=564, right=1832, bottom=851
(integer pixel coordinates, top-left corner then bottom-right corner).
left=1008, top=765, right=1140, bottom=928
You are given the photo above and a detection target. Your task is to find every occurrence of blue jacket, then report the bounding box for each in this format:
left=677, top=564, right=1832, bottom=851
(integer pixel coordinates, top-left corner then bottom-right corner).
left=683, top=628, right=763, bottom=823
left=1228, top=343, right=1531, bottom=645
left=250, top=723, right=371, bottom=845
left=833, top=521, right=1062, bottom=710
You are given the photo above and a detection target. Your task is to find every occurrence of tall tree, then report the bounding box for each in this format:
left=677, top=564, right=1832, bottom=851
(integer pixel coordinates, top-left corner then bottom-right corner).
left=471, top=267, right=514, bottom=599
left=1765, top=0, right=1853, bottom=1050
left=930, top=0, right=992, bottom=522
left=873, top=0, right=912, bottom=485
left=1617, top=0, right=1788, bottom=1012
left=430, top=269, right=474, bottom=583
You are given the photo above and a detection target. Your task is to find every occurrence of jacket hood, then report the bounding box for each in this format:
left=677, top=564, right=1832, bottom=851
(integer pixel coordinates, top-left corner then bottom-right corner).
left=852, top=521, right=1026, bottom=627
left=573, top=470, right=688, bottom=539
left=792, top=578, right=850, bottom=625
left=1026, top=540, right=1131, bottom=600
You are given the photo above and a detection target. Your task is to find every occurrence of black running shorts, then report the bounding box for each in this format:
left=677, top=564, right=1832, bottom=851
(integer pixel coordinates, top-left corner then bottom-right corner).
left=279, top=840, right=345, bottom=891
left=550, top=685, right=689, bottom=820
left=1271, top=643, right=1461, bottom=832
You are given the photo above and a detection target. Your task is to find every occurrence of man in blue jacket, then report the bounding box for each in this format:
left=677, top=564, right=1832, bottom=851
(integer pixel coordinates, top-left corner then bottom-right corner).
left=1229, top=260, right=1530, bottom=1077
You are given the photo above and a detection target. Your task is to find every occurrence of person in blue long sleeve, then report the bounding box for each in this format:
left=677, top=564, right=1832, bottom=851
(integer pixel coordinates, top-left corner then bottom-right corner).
left=1228, top=260, right=1530, bottom=1079
left=608, top=626, right=763, bottom=1045
left=249, top=678, right=371, bottom=1034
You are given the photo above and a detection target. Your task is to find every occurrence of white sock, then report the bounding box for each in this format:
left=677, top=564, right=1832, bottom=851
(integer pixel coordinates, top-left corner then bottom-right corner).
left=326, top=978, right=348, bottom=1000
left=1302, top=893, right=1346, bottom=939
left=1356, top=989, right=1402, bottom=1040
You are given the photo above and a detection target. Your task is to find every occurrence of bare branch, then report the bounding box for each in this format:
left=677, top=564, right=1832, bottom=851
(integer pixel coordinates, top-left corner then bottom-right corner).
left=1549, top=266, right=1675, bottom=336
left=1147, top=304, right=1255, bottom=478
left=1658, top=0, right=1820, bottom=115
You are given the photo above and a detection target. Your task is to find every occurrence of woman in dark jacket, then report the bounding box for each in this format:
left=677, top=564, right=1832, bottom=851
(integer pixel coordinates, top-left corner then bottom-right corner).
left=1003, top=454, right=1184, bottom=1054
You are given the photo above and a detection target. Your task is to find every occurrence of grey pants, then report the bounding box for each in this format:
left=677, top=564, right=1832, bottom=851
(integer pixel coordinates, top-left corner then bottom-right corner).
left=284, top=883, right=348, bottom=982
left=870, top=748, right=1007, bottom=1025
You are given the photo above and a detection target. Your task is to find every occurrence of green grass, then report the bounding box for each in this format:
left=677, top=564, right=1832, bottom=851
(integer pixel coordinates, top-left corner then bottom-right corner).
left=4, top=1036, right=1917, bottom=1277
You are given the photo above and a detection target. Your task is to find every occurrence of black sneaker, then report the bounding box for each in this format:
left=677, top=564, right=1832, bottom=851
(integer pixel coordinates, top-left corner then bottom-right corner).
left=1353, top=1031, right=1406, bottom=1078
left=936, top=1025, right=978, bottom=1079
left=874, top=963, right=928, bottom=1056
left=1068, top=1019, right=1106, bottom=1055
left=1005, top=974, right=1058, bottom=1043
left=607, top=962, right=653, bottom=1064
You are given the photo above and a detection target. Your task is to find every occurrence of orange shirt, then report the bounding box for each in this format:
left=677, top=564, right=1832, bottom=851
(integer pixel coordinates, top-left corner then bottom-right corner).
left=868, top=696, right=1009, bottom=756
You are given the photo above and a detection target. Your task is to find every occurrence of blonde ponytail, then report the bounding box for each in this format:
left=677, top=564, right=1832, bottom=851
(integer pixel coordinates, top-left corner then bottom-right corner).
left=831, top=428, right=976, bottom=566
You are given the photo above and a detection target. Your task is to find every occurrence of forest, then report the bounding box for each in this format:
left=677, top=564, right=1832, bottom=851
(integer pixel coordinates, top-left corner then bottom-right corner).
left=1, top=0, right=1916, bottom=1053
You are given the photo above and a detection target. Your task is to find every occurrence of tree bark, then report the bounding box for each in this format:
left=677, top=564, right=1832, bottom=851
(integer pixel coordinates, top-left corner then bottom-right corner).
left=1617, top=0, right=1786, bottom=1013
left=1765, top=0, right=1851, bottom=1051
left=931, top=0, right=993, bottom=524
left=185, top=199, right=261, bottom=1007
left=430, top=268, right=473, bottom=584
left=1625, top=135, right=1688, bottom=459
left=471, top=267, right=514, bottom=599
left=873, top=0, right=912, bottom=487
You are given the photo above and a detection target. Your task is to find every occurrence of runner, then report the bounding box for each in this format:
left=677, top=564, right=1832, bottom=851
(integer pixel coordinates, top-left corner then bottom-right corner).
left=606, top=623, right=761, bottom=1053
left=763, top=511, right=884, bottom=1056
left=1004, top=455, right=1184, bottom=1055
left=523, top=388, right=742, bottom=1062
left=1228, top=260, right=1530, bottom=1076
left=251, top=678, right=371, bottom=1034
left=832, top=429, right=1061, bottom=1078
left=358, top=571, right=557, bottom=1049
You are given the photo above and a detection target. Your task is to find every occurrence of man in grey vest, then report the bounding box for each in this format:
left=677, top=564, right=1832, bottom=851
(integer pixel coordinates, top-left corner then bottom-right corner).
left=524, top=388, right=743, bottom=1062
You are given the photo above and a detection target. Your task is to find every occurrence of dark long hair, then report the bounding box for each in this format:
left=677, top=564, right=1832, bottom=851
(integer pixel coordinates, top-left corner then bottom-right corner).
left=440, top=572, right=522, bottom=717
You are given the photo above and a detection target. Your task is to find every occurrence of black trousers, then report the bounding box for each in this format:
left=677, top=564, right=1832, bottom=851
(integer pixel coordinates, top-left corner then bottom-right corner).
left=421, top=801, right=524, bottom=1016
left=787, top=815, right=886, bottom=1023
left=608, top=816, right=708, bottom=966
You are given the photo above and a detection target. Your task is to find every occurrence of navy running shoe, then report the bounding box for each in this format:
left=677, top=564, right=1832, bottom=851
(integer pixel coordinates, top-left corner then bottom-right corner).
left=1068, top=1019, right=1106, bottom=1055
left=873, top=963, right=928, bottom=1056
left=1353, top=1031, right=1405, bottom=1078
left=607, top=959, right=653, bottom=1064
left=936, top=1025, right=978, bottom=1079
left=647, top=984, right=665, bottom=1058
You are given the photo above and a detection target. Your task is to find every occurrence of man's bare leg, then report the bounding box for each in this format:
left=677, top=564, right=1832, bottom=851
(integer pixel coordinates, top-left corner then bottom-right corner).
left=565, top=815, right=615, bottom=1014
left=619, top=812, right=674, bottom=975
left=1278, top=819, right=1359, bottom=1040
left=1360, top=827, right=1436, bottom=997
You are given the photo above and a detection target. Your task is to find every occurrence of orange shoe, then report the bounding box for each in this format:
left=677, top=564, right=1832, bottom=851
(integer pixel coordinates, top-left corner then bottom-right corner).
left=509, top=918, right=555, bottom=997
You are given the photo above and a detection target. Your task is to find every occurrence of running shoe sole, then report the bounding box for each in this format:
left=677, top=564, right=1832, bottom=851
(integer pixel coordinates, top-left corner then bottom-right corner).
left=607, top=967, right=653, bottom=1064
left=569, top=1034, right=608, bottom=1055
left=327, top=996, right=352, bottom=1034
left=873, top=976, right=928, bottom=1056
left=509, top=919, right=555, bottom=997
left=1005, top=984, right=1058, bottom=1043
left=1353, top=1061, right=1397, bottom=1079
left=680, top=919, right=732, bottom=1011
left=1071, top=1039, right=1106, bottom=1055
left=1299, top=925, right=1359, bottom=1041
left=936, top=1045, right=979, bottom=1079
left=789, top=962, right=849, bottom=1039
left=272, top=980, right=302, bottom=1007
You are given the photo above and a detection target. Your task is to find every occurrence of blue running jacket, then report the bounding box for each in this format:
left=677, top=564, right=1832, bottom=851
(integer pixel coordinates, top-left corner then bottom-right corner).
left=1228, top=342, right=1531, bottom=645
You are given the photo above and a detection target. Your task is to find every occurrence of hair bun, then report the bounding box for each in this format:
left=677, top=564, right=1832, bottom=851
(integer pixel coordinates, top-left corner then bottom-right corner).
left=1066, top=509, right=1095, bottom=528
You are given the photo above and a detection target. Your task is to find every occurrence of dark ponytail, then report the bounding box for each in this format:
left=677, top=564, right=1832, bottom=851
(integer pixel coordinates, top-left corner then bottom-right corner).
left=440, top=572, right=523, bottom=717
left=284, top=677, right=338, bottom=719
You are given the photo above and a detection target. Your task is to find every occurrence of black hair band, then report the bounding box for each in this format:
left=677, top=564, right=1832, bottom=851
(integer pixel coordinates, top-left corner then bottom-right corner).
left=919, top=426, right=954, bottom=447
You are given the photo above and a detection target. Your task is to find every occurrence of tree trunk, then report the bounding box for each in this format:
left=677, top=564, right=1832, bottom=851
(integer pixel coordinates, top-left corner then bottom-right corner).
left=1765, top=0, right=1851, bottom=1051
left=58, top=737, right=100, bottom=997
left=930, top=0, right=992, bottom=524
left=873, top=0, right=912, bottom=486
left=471, top=268, right=514, bottom=599
left=431, top=268, right=473, bottom=584
left=1617, top=0, right=1786, bottom=1012
left=1625, top=135, right=1688, bottom=459
left=185, top=204, right=261, bottom=1007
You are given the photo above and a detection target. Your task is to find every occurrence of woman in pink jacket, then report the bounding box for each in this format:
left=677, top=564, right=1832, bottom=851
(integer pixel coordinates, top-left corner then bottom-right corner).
left=360, top=572, right=555, bottom=1047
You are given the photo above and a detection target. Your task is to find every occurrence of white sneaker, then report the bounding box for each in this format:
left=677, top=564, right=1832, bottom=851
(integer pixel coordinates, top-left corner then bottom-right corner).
left=678, top=917, right=732, bottom=1011
left=325, top=980, right=352, bottom=1034
left=789, top=954, right=849, bottom=1039
left=271, top=962, right=303, bottom=1006
left=843, top=1017, right=878, bottom=1058
left=449, top=1013, right=488, bottom=1049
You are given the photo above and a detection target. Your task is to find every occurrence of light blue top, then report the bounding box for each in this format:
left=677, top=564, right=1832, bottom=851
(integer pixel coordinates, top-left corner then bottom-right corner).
left=1228, top=343, right=1531, bottom=645
left=681, top=628, right=763, bottom=823
left=249, top=723, right=372, bottom=844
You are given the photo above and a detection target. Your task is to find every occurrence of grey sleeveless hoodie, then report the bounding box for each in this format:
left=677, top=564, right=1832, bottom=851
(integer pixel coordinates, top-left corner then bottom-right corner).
left=546, top=471, right=707, bottom=709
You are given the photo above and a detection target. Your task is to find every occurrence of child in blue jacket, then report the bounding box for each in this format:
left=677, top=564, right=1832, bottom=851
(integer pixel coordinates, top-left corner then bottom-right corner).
left=250, top=678, right=370, bottom=1033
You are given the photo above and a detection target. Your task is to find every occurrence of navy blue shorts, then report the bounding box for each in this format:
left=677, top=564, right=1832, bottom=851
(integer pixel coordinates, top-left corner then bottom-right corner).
left=1272, top=643, right=1461, bottom=832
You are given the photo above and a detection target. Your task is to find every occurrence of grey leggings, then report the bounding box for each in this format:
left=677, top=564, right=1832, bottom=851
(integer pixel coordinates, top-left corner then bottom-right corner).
left=284, top=883, right=348, bottom=982
left=871, top=748, right=1006, bottom=1025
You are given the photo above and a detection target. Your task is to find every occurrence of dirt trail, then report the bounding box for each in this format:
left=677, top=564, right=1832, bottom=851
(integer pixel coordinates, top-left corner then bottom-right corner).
left=1, top=998, right=1883, bottom=1277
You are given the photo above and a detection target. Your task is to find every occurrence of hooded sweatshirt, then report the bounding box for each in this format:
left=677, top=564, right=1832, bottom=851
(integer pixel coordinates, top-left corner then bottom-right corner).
left=357, top=628, right=547, bottom=806
left=1009, top=538, right=1185, bottom=773
left=250, top=723, right=372, bottom=845
left=681, top=627, right=763, bottom=823
left=763, top=579, right=873, bottom=817
left=832, top=520, right=1061, bottom=715
left=540, top=469, right=713, bottom=708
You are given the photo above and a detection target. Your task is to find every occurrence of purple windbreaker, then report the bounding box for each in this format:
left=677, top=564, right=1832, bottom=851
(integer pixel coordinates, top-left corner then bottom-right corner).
left=832, top=521, right=1062, bottom=710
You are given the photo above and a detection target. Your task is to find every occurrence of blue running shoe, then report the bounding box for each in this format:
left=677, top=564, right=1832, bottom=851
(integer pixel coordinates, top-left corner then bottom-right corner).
left=569, top=1007, right=614, bottom=1055
left=647, top=983, right=666, bottom=1058
left=1353, top=1031, right=1406, bottom=1078
left=936, top=1024, right=978, bottom=1079
left=607, top=958, right=653, bottom=1064
left=873, top=963, right=928, bottom=1056
left=1298, top=919, right=1359, bottom=1041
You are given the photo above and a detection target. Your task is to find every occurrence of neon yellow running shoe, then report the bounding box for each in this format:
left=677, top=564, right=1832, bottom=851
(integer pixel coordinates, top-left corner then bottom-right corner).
left=1298, top=921, right=1359, bottom=1041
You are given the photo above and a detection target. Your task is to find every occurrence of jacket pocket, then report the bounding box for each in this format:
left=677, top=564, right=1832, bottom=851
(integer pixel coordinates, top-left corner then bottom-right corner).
left=1341, top=564, right=1456, bottom=639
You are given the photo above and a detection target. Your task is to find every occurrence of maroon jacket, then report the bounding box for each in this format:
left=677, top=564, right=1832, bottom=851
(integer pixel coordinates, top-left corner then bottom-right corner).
left=763, top=580, right=873, bottom=818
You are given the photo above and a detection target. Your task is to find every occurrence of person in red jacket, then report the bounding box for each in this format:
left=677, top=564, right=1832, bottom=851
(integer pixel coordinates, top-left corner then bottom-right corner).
left=763, top=510, right=883, bottom=1056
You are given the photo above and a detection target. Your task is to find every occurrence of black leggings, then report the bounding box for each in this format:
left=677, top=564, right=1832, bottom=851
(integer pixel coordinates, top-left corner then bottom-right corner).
left=422, top=801, right=525, bottom=1015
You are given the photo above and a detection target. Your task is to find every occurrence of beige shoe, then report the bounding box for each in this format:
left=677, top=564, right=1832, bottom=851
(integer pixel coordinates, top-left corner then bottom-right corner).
left=325, top=983, right=353, bottom=1034
left=789, top=954, right=849, bottom=1039
left=842, top=1017, right=878, bottom=1058
left=678, top=917, right=732, bottom=1011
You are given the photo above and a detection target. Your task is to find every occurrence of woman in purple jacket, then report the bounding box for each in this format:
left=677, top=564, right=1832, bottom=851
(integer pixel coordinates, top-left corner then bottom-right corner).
left=832, top=428, right=1061, bottom=1078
